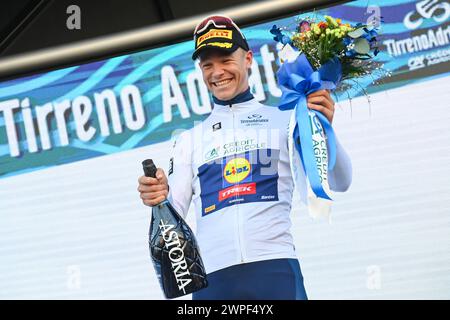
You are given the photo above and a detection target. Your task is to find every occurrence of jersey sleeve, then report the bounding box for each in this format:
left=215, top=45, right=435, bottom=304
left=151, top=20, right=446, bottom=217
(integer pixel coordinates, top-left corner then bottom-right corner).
left=328, top=135, right=352, bottom=192
left=167, top=130, right=194, bottom=219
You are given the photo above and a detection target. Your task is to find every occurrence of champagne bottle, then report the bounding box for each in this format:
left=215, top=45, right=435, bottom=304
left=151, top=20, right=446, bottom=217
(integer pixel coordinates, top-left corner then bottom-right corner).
left=142, top=159, right=208, bottom=299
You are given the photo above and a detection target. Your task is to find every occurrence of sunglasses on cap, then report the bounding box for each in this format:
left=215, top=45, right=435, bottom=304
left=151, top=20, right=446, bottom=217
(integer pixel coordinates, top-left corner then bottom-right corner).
left=193, top=15, right=246, bottom=39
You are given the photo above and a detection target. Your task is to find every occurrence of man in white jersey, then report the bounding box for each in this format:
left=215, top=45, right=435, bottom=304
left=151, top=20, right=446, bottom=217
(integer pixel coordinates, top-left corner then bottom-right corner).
left=138, top=15, right=352, bottom=300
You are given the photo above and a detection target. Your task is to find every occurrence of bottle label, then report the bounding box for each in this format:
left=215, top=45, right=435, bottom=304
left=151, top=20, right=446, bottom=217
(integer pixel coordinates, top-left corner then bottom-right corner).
left=159, top=220, right=193, bottom=293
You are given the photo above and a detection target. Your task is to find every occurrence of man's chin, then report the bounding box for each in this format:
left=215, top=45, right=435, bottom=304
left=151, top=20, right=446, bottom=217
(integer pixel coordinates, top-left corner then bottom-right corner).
left=213, top=91, right=235, bottom=101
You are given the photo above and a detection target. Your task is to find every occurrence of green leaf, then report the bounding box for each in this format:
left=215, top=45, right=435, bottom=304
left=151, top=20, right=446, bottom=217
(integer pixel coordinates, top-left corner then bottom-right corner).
left=347, top=28, right=364, bottom=38
left=354, top=38, right=370, bottom=54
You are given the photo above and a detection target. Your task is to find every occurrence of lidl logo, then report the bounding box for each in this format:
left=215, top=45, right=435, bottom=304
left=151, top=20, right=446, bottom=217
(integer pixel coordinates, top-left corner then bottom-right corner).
left=223, top=157, right=251, bottom=184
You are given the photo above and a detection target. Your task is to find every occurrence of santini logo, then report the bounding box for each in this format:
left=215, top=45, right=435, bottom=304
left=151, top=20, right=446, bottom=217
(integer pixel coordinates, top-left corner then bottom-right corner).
left=159, top=220, right=192, bottom=293
left=212, top=122, right=221, bottom=131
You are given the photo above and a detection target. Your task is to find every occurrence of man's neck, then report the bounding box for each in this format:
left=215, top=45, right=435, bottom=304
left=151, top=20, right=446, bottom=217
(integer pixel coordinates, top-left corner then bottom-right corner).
left=212, top=87, right=254, bottom=106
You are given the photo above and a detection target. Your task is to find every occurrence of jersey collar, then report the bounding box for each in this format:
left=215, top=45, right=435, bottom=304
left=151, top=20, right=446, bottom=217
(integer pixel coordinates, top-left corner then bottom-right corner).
left=211, top=88, right=261, bottom=113
left=212, top=87, right=254, bottom=106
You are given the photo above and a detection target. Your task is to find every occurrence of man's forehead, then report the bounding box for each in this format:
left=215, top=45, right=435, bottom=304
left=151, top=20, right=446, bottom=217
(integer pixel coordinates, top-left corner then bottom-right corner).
left=199, top=48, right=242, bottom=62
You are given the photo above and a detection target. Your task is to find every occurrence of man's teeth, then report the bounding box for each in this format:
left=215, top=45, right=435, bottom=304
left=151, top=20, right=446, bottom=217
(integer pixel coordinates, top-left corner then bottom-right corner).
left=214, top=79, right=232, bottom=87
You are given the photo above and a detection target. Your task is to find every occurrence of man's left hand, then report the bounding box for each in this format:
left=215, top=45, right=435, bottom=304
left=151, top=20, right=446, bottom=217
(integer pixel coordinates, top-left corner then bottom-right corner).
left=307, top=90, right=335, bottom=124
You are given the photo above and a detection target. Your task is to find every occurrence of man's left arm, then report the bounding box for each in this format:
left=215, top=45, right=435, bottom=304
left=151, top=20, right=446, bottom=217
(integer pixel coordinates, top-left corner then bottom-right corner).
left=307, top=90, right=352, bottom=192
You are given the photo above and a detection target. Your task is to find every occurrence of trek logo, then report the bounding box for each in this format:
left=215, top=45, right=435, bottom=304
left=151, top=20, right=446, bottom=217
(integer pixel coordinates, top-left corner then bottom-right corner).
left=219, top=183, right=256, bottom=201
left=159, top=220, right=192, bottom=294
left=223, top=158, right=251, bottom=184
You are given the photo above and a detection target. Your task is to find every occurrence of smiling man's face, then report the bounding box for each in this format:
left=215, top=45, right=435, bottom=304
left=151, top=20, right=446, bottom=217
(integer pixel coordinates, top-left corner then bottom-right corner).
left=199, top=48, right=253, bottom=101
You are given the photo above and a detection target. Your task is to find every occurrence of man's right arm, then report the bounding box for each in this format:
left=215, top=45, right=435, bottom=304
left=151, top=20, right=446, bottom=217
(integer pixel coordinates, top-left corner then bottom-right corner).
left=166, top=130, right=194, bottom=218
left=137, top=131, right=193, bottom=218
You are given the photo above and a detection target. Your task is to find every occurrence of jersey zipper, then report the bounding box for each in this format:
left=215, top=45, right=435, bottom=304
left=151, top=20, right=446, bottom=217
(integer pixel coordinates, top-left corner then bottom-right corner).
left=231, top=103, right=245, bottom=263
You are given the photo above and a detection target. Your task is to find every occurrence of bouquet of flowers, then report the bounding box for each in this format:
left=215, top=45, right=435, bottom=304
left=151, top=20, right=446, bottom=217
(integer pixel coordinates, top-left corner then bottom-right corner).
left=270, top=16, right=381, bottom=219
left=271, top=16, right=380, bottom=79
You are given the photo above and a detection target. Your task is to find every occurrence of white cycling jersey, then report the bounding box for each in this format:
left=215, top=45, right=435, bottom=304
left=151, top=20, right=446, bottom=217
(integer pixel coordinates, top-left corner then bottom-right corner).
left=167, top=95, right=352, bottom=274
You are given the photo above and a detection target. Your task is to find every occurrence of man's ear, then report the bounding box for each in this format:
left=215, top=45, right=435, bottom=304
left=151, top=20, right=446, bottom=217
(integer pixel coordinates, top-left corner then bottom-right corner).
left=245, top=50, right=254, bottom=69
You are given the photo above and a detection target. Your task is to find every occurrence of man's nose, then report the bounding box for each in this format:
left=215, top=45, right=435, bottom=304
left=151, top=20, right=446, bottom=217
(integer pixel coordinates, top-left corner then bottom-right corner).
left=211, top=65, right=225, bottom=78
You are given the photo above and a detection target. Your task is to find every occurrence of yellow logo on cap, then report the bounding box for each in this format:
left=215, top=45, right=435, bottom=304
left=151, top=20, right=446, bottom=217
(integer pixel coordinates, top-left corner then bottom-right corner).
left=197, top=29, right=233, bottom=46
left=207, top=42, right=233, bottom=48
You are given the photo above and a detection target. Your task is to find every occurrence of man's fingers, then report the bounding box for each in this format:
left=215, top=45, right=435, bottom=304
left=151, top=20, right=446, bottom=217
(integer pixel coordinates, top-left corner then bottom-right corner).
left=307, top=89, right=335, bottom=124
left=138, top=183, right=168, bottom=193
left=307, top=103, right=333, bottom=123
left=307, top=89, right=330, bottom=99
left=155, top=168, right=168, bottom=184
left=307, top=103, right=326, bottom=114
left=137, top=168, right=169, bottom=208
left=308, top=96, right=334, bottom=112
left=143, top=196, right=166, bottom=207
left=138, top=168, right=167, bottom=185
left=140, top=189, right=169, bottom=201
left=138, top=175, right=159, bottom=185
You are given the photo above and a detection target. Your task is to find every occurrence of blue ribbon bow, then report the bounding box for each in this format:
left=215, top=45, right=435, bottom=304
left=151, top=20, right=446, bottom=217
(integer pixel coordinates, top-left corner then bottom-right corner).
left=277, top=54, right=342, bottom=200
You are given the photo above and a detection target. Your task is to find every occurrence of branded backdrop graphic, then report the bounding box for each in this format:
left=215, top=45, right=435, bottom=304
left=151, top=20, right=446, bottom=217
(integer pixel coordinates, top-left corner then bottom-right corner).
left=0, top=0, right=449, bottom=178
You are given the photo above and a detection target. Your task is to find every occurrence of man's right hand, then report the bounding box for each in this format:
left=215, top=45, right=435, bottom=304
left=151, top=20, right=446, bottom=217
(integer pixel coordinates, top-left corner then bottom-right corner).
left=138, top=168, right=169, bottom=207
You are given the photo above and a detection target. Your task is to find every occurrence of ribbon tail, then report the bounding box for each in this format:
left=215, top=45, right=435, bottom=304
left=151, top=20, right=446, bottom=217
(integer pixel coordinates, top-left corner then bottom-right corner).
left=313, top=111, right=337, bottom=171
left=295, top=98, right=332, bottom=201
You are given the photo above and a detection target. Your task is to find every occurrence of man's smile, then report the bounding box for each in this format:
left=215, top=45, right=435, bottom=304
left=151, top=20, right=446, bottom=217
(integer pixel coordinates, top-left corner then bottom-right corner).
left=212, top=78, right=233, bottom=87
